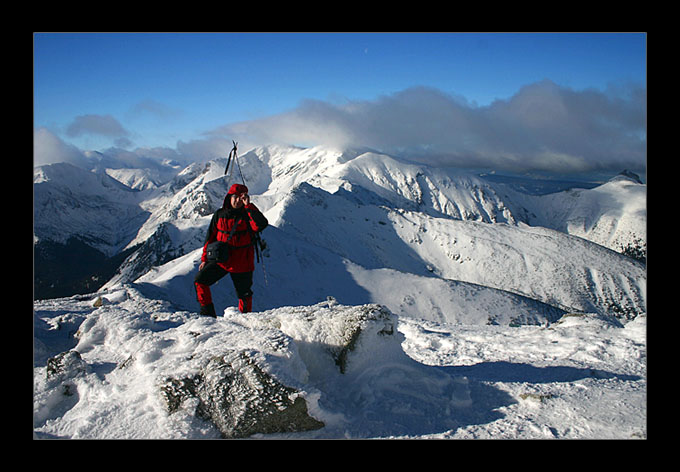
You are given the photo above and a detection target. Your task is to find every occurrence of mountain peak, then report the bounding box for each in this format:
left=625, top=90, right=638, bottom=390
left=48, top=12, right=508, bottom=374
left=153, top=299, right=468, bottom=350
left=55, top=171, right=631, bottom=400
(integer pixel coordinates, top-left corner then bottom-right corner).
left=611, top=169, right=643, bottom=184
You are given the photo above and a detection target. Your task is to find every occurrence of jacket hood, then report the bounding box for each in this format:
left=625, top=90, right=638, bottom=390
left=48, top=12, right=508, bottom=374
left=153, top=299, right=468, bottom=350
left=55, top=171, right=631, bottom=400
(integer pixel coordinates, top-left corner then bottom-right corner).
left=223, top=184, right=249, bottom=209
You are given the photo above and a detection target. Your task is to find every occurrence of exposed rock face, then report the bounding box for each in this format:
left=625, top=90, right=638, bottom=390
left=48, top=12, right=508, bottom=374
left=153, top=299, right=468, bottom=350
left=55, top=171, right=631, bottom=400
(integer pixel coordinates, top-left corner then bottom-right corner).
left=46, top=350, right=88, bottom=382
left=161, top=351, right=324, bottom=438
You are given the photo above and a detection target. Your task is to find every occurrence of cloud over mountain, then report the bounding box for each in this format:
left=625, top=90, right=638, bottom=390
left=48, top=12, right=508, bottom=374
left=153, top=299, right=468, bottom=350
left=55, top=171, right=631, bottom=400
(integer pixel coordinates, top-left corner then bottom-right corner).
left=216, top=80, right=646, bottom=175
left=35, top=81, right=646, bottom=177
left=34, top=127, right=89, bottom=168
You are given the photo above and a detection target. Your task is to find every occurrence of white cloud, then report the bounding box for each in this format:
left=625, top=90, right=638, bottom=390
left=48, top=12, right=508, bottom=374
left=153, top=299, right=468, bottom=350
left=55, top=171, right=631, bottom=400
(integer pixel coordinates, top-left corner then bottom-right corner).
left=34, top=128, right=89, bottom=167
left=33, top=127, right=187, bottom=169
left=35, top=81, right=646, bottom=177
left=176, top=136, right=235, bottom=163
left=215, top=81, right=646, bottom=174
left=66, top=114, right=130, bottom=139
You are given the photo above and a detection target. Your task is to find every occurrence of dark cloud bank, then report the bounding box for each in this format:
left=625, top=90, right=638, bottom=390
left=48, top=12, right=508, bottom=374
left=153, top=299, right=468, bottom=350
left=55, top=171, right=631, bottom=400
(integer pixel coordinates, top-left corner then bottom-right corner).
left=218, top=80, right=646, bottom=177
left=36, top=80, right=646, bottom=179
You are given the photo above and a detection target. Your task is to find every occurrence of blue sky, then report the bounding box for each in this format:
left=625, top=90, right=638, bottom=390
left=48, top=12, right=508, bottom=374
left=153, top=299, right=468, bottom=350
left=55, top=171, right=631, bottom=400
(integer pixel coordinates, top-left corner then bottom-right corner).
left=34, top=32, right=646, bottom=176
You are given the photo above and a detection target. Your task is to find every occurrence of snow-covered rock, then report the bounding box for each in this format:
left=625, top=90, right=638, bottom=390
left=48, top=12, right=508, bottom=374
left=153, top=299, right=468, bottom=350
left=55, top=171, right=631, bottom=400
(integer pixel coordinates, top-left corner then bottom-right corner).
left=33, top=287, right=646, bottom=439
left=34, top=291, right=475, bottom=439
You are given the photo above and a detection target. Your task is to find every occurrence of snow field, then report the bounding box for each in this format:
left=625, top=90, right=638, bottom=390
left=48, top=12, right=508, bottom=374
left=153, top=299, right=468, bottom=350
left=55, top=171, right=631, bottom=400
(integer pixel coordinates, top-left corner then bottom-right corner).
left=34, top=289, right=646, bottom=439
left=399, top=312, right=646, bottom=439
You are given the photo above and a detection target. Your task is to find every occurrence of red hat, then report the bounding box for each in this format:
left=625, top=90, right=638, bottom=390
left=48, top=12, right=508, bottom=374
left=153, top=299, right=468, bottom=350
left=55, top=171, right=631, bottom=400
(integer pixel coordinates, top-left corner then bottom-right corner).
left=228, top=183, right=249, bottom=196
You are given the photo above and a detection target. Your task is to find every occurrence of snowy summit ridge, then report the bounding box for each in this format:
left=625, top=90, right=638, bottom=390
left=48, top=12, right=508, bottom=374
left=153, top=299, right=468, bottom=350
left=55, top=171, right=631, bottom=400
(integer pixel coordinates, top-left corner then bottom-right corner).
left=34, top=144, right=646, bottom=439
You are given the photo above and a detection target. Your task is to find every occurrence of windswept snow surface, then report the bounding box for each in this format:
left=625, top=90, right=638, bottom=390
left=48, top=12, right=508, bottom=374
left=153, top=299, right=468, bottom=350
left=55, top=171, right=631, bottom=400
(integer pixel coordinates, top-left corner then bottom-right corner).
left=34, top=288, right=646, bottom=439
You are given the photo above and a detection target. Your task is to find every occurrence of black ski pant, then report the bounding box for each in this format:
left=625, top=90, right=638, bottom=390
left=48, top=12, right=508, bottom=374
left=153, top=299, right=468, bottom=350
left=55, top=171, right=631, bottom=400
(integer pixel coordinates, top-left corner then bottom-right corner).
left=194, top=262, right=253, bottom=307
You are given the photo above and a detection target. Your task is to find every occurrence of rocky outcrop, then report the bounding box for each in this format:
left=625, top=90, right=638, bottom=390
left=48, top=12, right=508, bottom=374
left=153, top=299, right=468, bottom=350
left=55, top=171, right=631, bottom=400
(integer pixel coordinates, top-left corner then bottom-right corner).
left=35, top=293, right=472, bottom=438
left=157, top=300, right=405, bottom=438
left=161, top=351, right=324, bottom=438
left=46, top=350, right=88, bottom=382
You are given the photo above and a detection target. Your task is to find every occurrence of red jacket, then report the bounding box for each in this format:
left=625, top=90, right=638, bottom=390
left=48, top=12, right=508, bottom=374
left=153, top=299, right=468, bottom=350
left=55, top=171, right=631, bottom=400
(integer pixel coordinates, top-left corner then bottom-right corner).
left=201, top=200, right=268, bottom=273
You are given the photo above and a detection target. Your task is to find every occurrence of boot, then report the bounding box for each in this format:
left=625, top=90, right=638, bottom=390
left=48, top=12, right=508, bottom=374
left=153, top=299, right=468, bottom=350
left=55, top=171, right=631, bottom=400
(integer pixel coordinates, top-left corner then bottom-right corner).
left=199, top=303, right=217, bottom=318
left=238, top=296, right=252, bottom=314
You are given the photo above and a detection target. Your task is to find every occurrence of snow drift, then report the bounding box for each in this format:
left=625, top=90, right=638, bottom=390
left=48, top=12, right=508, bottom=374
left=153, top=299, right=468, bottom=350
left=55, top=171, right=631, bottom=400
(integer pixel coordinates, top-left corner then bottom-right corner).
left=34, top=285, right=646, bottom=439
left=34, top=290, right=473, bottom=439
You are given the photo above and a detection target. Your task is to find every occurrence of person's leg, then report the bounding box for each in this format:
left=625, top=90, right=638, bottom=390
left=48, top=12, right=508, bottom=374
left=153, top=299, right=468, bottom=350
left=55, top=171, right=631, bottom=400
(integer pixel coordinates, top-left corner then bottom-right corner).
left=194, top=262, right=228, bottom=316
left=230, top=271, right=254, bottom=313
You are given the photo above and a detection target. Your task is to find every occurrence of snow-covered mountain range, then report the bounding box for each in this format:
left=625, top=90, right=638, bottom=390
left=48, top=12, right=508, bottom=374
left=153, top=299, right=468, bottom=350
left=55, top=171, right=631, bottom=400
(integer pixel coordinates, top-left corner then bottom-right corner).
left=34, top=144, right=646, bottom=321
left=33, top=144, right=647, bottom=439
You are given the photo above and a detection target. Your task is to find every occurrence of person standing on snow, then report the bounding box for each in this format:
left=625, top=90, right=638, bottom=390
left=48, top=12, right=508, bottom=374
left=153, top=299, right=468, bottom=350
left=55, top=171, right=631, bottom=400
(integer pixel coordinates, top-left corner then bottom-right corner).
left=194, top=183, right=268, bottom=317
